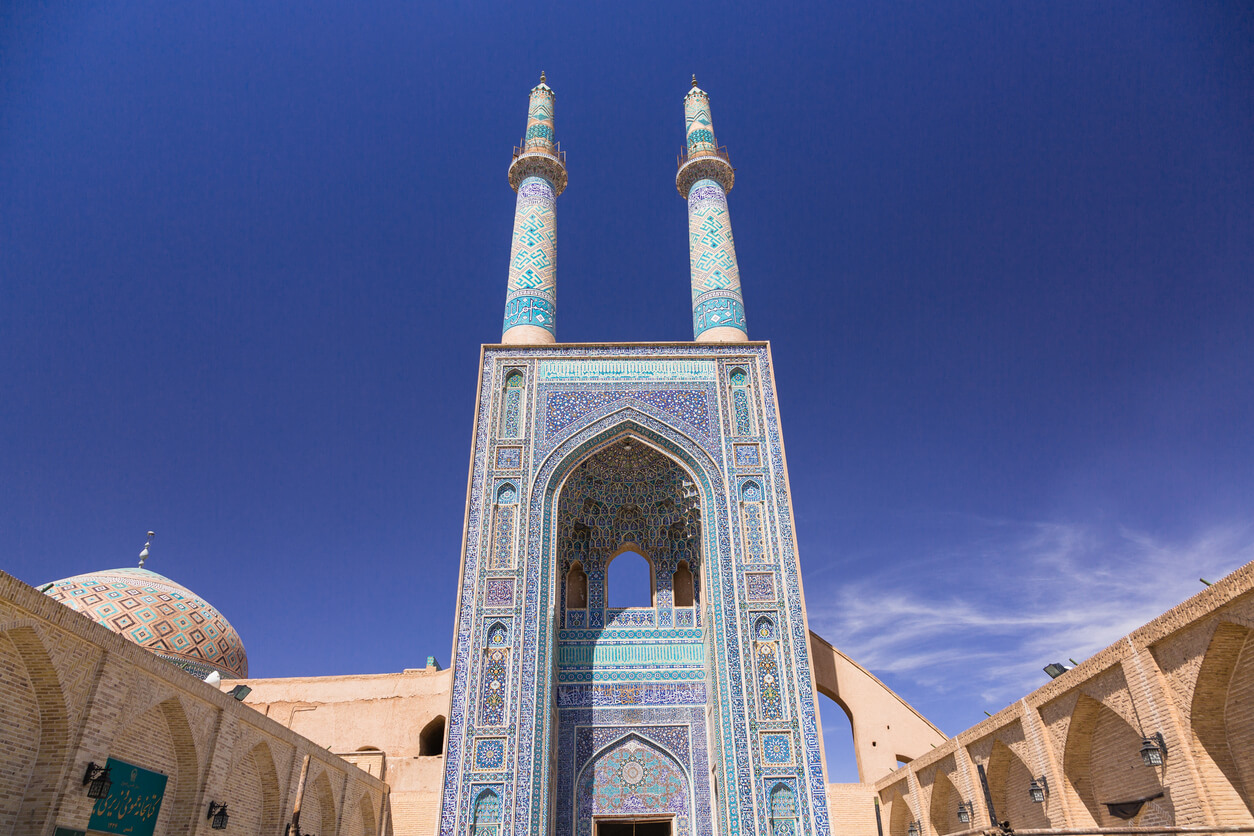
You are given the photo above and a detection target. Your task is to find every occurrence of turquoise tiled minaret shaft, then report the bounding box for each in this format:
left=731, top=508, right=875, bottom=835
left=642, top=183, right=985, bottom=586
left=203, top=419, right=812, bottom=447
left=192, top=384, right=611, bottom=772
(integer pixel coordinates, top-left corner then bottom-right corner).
left=502, top=73, right=568, bottom=344
left=677, top=78, right=748, bottom=342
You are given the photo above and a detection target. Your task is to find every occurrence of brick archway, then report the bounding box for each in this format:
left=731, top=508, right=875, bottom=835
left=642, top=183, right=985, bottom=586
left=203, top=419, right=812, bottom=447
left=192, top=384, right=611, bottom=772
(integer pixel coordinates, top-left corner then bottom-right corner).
left=0, top=624, right=70, bottom=834
left=1063, top=694, right=1168, bottom=827
left=1190, top=621, right=1254, bottom=821
left=986, top=740, right=1049, bottom=830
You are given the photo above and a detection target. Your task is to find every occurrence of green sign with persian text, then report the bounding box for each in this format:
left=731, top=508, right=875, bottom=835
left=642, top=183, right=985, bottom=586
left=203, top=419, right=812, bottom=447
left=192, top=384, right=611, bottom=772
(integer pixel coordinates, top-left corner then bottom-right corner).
left=87, top=758, right=167, bottom=836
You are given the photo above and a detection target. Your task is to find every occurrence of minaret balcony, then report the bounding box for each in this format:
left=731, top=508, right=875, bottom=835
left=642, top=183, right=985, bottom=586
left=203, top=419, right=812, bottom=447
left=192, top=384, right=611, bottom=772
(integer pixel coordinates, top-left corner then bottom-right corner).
left=509, top=141, right=568, bottom=194
left=676, top=145, right=734, bottom=196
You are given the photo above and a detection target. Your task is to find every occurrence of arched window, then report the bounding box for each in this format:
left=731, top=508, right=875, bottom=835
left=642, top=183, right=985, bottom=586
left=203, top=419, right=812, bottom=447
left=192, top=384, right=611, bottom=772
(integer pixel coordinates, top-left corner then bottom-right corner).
left=607, top=550, right=653, bottom=608
left=672, top=560, right=694, bottom=608
left=480, top=623, right=510, bottom=726
left=755, top=615, right=777, bottom=641
left=499, top=371, right=525, bottom=438
left=741, top=480, right=767, bottom=562
left=472, top=788, right=501, bottom=836
left=729, top=367, right=753, bottom=436
left=566, top=562, right=588, bottom=609
left=755, top=616, right=784, bottom=720
left=769, top=783, right=798, bottom=836
left=419, top=715, right=446, bottom=756
left=490, top=483, right=517, bottom=569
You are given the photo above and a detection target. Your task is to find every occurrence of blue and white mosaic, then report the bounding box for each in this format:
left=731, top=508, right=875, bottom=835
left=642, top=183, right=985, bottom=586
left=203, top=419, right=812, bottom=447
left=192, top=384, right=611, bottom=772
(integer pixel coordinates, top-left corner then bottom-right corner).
left=439, top=346, right=831, bottom=836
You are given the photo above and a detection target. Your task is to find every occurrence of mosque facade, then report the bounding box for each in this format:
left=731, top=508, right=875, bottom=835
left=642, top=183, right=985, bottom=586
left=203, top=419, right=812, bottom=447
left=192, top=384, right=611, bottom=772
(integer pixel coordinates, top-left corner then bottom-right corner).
left=5, top=75, right=1254, bottom=836
left=437, top=75, right=832, bottom=836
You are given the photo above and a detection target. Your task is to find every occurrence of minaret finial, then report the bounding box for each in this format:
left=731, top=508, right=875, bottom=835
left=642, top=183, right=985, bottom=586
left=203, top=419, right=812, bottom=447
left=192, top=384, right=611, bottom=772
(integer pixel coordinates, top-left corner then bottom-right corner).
left=138, top=530, right=155, bottom=568
left=692, top=74, right=698, bottom=88
left=540, top=70, right=546, bottom=84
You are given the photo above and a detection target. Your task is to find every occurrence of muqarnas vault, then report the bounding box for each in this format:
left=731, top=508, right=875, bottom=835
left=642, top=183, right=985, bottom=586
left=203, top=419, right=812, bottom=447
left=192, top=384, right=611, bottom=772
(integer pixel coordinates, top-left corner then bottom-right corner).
left=439, top=76, right=831, bottom=836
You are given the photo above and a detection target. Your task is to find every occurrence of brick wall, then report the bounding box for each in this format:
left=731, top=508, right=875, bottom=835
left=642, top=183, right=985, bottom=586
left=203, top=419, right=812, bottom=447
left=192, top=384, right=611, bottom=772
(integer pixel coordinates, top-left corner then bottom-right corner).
left=0, top=571, right=388, bottom=836
left=0, top=633, right=41, bottom=834
left=869, top=561, right=1254, bottom=836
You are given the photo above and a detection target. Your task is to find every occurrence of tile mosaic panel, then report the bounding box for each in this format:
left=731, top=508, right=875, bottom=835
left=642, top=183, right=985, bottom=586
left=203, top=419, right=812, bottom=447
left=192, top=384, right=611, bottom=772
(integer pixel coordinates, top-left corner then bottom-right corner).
left=733, top=444, right=760, bottom=467
left=484, top=578, right=514, bottom=608
left=441, top=345, right=831, bottom=836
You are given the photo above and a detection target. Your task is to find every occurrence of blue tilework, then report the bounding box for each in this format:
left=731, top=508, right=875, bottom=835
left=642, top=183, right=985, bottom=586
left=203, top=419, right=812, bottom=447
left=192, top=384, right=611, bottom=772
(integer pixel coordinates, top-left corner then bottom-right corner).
left=438, top=346, right=831, bottom=836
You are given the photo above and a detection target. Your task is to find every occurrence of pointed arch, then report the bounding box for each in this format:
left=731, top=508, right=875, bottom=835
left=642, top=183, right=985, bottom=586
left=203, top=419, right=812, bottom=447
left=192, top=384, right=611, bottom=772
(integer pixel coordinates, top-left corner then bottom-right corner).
left=0, top=624, right=69, bottom=834
left=886, top=785, right=915, bottom=836
left=754, top=615, right=777, bottom=641
left=486, top=622, right=509, bottom=647
left=250, top=740, right=283, bottom=835
left=565, top=561, right=588, bottom=609
left=223, top=738, right=282, bottom=835
left=472, top=787, right=502, bottom=836
left=574, top=733, right=691, bottom=825
left=769, top=782, right=798, bottom=836
left=420, top=715, right=447, bottom=756
left=157, top=697, right=202, bottom=835
left=1190, top=620, right=1254, bottom=819
left=986, top=739, right=1049, bottom=830
left=357, top=791, right=378, bottom=836
left=928, top=764, right=964, bottom=836
left=1062, top=693, right=1167, bottom=826
left=305, top=768, right=338, bottom=836
left=506, top=410, right=730, bottom=836
left=606, top=547, right=654, bottom=608
left=672, top=560, right=694, bottom=607
left=107, top=695, right=201, bottom=836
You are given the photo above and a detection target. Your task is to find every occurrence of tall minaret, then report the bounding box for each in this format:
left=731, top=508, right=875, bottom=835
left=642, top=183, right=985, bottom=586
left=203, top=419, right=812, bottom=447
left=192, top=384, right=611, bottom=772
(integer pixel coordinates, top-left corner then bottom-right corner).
left=677, top=76, right=749, bottom=342
left=501, top=72, right=568, bottom=344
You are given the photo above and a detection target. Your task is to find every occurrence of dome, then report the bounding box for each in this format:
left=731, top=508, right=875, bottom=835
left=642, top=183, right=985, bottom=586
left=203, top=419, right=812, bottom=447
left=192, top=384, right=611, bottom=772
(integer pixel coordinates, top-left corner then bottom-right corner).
left=44, top=567, right=248, bottom=679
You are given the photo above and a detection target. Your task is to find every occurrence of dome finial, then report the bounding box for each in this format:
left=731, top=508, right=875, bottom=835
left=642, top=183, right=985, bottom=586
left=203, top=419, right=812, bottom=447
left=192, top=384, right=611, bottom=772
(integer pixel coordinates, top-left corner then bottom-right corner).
left=138, top=530, right=154, bottom=568
left=540, top=70, right=546, bottom=84
left=692, top=74, right=698, bottom=88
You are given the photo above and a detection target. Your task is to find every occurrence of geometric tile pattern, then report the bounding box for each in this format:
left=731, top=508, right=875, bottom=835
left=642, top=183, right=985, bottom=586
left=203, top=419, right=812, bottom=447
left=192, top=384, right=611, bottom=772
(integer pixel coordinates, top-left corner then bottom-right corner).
left=733, top=444, right=760, bottom=467
left=45, top=566, right=247, bottom=678
left=544, top=389, right=712, bottom=443
left=762, top=733, right=793, bottom=765
left=745, top=573, right=776, bottom=602
left=485, top=578, right=514, bottom=608
left=683, top=83, right=747, bottom=339
left=503, top=175, right=557, bottom=336
left=770, top=782, right=798, bottom=836
left=688, top=180, right=747, bottom=338
left=756, top=640, right=784, bottom=720
left=440, top=346, right=832, bottom=836
left=685, top=85, right=717, bottom=155
left=475, top=738, right=506, bottom=771
left=730, top=369, right=753, bottom=435
left=504, top=79, right=560, bottom=338
left=579, top=737, right=688, bottom=834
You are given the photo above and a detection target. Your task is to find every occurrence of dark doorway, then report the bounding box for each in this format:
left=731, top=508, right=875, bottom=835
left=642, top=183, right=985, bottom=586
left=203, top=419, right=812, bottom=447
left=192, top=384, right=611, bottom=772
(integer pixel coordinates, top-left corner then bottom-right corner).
left=597, top=820, right=672, bottom=836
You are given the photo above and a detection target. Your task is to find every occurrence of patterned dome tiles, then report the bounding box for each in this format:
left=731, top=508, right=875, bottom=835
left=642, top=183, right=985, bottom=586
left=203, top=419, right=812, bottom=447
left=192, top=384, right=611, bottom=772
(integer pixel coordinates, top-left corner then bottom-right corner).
left=44, top=567, right=248, bottom=678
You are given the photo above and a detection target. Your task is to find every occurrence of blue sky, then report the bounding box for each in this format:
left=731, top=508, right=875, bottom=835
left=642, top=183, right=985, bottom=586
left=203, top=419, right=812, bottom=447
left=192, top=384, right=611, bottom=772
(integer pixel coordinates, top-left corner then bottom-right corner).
left=2, top=1, right=1251, bottom=783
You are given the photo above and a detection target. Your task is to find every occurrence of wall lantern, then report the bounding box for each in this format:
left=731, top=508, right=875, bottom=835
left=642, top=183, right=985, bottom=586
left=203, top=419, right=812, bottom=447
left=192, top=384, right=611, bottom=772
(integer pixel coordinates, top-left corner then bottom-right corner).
left=1140, top=732, right=1167, bottom=767
left=82, top=762, right=112, bottom=799
left=957, top=801, right=975, bottom=824
left=1043, top=662, right=1069, bottom=679
left=907, top=820, right=921, bottom=836
left=228, top=684, right=252, bottom=701
left=1028, top=776, right=1049, bottom=804
left=207, top=801, right=229, bottom=830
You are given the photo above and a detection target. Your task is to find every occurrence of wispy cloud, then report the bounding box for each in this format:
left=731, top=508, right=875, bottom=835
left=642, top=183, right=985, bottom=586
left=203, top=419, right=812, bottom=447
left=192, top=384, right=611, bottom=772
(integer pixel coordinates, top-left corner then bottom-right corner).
left=807, top=519, right=1254, bottom=708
